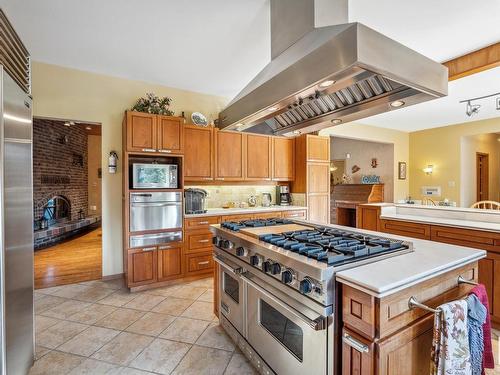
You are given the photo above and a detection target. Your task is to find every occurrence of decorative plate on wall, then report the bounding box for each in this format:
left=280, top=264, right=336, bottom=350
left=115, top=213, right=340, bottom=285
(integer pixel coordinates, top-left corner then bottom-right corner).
left=191, top=112, right=208, bottom=127
left=361, top=175, right=381, bottom=184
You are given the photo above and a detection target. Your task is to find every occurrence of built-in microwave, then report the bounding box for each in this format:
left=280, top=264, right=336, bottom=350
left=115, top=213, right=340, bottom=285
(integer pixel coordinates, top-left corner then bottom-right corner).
left=132, top=163, right=178, bottom=189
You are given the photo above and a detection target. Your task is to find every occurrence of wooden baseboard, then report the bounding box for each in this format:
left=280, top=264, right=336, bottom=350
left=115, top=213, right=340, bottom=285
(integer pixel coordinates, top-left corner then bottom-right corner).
left=130, top=272, right=213, bottom=293
left=102, top=273, right=125, bottom=281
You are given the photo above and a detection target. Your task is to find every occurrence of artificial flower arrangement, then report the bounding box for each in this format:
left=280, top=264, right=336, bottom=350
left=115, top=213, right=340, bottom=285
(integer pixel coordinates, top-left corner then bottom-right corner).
left=131, top=93, right=174, bottom=115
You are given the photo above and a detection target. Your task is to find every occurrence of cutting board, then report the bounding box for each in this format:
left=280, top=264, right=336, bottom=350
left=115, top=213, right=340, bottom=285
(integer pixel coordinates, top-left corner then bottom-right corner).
left=240, top=224, right=312, bottom=239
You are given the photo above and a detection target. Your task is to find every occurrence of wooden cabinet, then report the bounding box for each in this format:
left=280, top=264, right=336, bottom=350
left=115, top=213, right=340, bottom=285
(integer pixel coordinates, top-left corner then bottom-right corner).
left=342, top=329, right=374, bottom=375
left=126, top=112, right=157, bottom=153
left=186, top=252, right=214, bottom=275
left=430, top=225, right=500, bottom=253
left=356, top=205, right=381, bottom=232
left=157, top=244, right=182, bottom=281
left=157, top=116, right=184, bottom=154
left=125, top=111, right=184, bottom=154
left=379, top=219, right=431, bottom=240
left=272, top=137, right=295, bottom=181
left=186, top=232, right=213, bottom=254
left=127, top=247, right=157, bottom=286
left=282, top=210, right=307, bottom=219
left=184, top=125, right=214, bottom=181
left=215, top=130, right=245, bottom=181
left=246, top=134, right=272, bottom=180
left=306, top=135, right=330, bottom=162
left=308, top=195, right=330, bottom=223
left=308, top=163, right=330, bottom=194
left=254, top=212, right=282, bottom=219
left=184, top=216, right=219, bottom=231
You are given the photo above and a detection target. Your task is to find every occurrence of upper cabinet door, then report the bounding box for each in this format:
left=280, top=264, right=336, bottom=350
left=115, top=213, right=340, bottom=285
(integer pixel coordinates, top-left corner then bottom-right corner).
left=215, top=130, right=245, bottom=181
left=246, top=134, right=272, bottom=180
left=126, top=111, right=157, bottom=153
left=184, top=125, right=214, bottom=181
left=272, top=137, right=295, bottom=181
left=306, top=135, right=330, bottom=162
left=157, top=116, right=184, bottom=154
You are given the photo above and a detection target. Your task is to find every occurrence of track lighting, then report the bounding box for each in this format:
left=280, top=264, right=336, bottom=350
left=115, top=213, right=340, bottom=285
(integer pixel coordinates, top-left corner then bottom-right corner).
left=465, top=101, right=481, bottom=117
left=460, top=92, right=500, bottom=117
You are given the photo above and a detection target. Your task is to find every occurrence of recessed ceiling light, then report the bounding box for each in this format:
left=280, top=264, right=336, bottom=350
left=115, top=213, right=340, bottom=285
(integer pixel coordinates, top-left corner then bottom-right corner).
left=64, top=122, right=71, bottom=127
left=292, top=130, right=301, bottom=135
left=268, top=106, right=278, bottom=111
left=319, top=80, right=335, bottom=88
left=331, top=119, right=342, bottom=124
left=390, top=100, right=405, bottom=107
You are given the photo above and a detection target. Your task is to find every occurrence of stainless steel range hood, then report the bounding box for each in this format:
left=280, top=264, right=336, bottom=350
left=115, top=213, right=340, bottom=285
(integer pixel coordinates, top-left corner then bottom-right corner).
left=218, top=0, right=448, bottom=136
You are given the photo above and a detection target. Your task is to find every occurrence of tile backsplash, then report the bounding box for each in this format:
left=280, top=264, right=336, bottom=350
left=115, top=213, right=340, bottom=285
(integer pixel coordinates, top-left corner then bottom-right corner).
left=186, top=185, right=305, bottom=208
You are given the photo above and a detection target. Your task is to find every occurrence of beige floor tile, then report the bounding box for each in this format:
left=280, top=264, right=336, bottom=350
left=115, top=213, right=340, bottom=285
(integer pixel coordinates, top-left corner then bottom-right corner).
left=67, top=303, right=117, bottom=324
left=123, top=294, right=166, bottom=311
left=41, top=299, right=92, bottom=319
left=68, top=358, right=121, bottom=375
left=142, top=285, right=183, bottom=297
left=35, top=345, right=51, bottom=360
left=113, top=368, right=156, bottom=375
left=174, top=286, right=207, bottom=300
left=224, top=353, right=258, bottom=375
left=34, top=291, right=47, bottom=301
left=98, top=289, right=139, bottom=307
left=74, top=286, right=116, bottom=302
left=36, top=320, right=89, bottom=349
left=187, top=277, right=214, bottom=289
left=181, top=301, right=216, bottom=321
left=35, top=315, right=61, bottom=335
left=35, top=295, right=67, bottom=314
left=152, top=296, right=194, bottom=316
left=51, top=284, right=91, bottom=299
left=95, top=308, right=145, bottom=331
left=58, top=326, right=121, bottom=357
left=129, top=338, right=191, bottom=374
left=197, top=289, right=214, bottom=303
left=171, top=345, right=232, bottom=375
left=29, top=351, right=85, bottom=375
left=91, top=332, right=154, bottom=366
left=79, top=278, right=125, bottom=290
left=36, top=285, right=63, bottom=295
left=125, top=312, right=176, bottom=336
left=196, top=323, right=235, bottom=352
left=159, top=317, right=209, bottom=344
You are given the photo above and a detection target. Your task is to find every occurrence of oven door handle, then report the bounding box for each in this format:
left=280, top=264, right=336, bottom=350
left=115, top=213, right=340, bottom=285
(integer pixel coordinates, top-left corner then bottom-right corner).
left=240, top=273, right=326, bottom=331
left=131, top=202, right=182, bottom=207
left=213, top=256, right=243, bottom=275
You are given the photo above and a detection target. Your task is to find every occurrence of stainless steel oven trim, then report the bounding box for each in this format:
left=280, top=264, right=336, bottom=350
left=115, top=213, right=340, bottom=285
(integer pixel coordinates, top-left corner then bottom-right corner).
left=130, top=202, right=182, bottom=208
left=213, top=255, right=243, bottom=275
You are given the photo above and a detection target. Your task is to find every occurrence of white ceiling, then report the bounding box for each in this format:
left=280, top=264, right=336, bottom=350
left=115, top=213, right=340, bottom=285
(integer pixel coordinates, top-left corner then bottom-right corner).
left=2, top=0, right=500, bottom=129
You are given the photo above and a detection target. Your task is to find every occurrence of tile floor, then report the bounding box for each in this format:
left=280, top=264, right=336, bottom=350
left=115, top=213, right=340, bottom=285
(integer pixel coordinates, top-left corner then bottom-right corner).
left=31, top=277, right=257, bottom=375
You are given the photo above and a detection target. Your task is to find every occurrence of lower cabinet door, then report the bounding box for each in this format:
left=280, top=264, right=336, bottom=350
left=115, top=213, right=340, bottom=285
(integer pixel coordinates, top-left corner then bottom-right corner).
left=128, top=247, right=157, bottom=286
left=186, top=252, right=214, bottom=275
left=157, top=245, right=183, bottom=281
left=342, top=329, right=374, bottom=375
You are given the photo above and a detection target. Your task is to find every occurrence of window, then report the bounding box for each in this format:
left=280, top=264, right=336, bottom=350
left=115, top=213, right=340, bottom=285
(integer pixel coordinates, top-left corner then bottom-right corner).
left=223, top=272, right=239, bottom=304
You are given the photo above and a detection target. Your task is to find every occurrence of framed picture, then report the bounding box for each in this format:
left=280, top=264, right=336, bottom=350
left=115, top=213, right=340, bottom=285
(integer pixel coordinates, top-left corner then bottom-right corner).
left=398, top=162, right=407, bottom=180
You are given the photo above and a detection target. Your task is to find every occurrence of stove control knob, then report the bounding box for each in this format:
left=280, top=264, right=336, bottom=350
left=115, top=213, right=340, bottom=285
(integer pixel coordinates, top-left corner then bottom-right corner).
left=299, top=278, right=313, bottom=294
left=235, top=247, right=246, bottom=257
left=212, top=236, right=221, bottom=246
left=250, top=255, right=260, bottom=267
left=262, top=261, right=271, bottom=273
left=221, top=240, right=234, bottom=250
left=281, top=270, right=293, bottom=284
left=270, top=263, right=281, bottom=275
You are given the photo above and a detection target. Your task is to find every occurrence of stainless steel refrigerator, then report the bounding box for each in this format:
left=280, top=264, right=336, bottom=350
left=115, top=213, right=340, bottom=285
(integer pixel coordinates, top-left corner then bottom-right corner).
left=0, top=66, right=34, bottom=374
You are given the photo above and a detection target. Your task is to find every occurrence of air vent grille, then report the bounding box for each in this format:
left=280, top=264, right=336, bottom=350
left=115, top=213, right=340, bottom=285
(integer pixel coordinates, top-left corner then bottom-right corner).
left=0, top=9, right=30, bottom=93
left=273, top=75, right=401, bottom=130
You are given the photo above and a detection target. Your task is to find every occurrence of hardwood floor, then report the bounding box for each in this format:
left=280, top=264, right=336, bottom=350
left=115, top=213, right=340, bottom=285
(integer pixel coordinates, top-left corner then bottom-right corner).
left=34, top=227, right=102, bottom=289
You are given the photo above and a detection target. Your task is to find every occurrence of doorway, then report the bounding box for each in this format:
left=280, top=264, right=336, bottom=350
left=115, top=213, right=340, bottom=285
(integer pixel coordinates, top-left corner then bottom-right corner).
left=476, top=152, right=489, bottom=202
left=33, top=117, right=102, bottom=289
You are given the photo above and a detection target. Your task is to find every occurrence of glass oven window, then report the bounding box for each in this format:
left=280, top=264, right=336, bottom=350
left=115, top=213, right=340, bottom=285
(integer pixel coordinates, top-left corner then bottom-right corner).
left=260, top=300, right=303, bottom=361
left=223, top=272, right=239, bottom=304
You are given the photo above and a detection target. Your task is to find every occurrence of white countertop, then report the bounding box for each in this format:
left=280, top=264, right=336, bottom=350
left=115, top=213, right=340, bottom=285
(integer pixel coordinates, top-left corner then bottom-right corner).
left=373, top=203, right=500, bottom=233
left=184, top=205, right=307, bottom=218
left=334, top=226, right=485, bottom=297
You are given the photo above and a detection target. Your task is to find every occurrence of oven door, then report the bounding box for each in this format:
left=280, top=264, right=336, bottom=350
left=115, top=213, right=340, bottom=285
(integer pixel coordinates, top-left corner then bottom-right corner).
left=242, top=272, right=328, bottom=375
left=213, top=255, right=245, bottom=335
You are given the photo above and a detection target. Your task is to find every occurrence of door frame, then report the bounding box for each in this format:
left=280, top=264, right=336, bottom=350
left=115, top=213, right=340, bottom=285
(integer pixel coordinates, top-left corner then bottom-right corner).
left=476, top=152, right=489, bottom=202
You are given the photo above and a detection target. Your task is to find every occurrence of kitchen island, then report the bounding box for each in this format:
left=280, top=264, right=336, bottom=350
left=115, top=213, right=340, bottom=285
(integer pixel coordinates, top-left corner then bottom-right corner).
left=211, top=218, right=485, bottom=375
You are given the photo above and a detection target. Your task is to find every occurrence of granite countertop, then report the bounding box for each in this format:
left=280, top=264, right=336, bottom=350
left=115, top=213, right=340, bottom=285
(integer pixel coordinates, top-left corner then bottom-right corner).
left=184, top=205, right=307, bottom=218
left=367, top=203, right=500, bottom=233
left=334, top=226, right=485, bottom=297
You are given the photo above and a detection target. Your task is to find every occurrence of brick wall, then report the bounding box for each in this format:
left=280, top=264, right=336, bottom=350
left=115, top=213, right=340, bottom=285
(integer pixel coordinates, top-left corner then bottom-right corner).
left=33, top=119, right=88, bottom=222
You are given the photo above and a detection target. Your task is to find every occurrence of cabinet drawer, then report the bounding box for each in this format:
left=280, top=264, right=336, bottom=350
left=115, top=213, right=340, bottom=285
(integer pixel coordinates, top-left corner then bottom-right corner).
left=282, top=210, right=306, bottom=219
left=221, top=214, right=254, bottom=222
left=186, top=232, right=213, bottom=253
left=186, top=253, right=214, bottom=274
left=379, top=219, right=431, bottom=240
left=185, top=216, right=219, bottom=231
left=342, top=285, right=376, bottom=340
left=253, top=211, right=282, bottom=219
left=342, top=328, right=374, bottom=375
left=431, top=225, right=500, bottom=253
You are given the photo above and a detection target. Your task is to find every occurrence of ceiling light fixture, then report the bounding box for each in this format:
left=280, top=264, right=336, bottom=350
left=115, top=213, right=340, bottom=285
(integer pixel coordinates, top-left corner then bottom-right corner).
left=390, top=100, right=405, bottom=108
left=331, top=119, right=342, bottom=124
left=319, top=80, right=335, bottom=88
left=423, top=165, right=434, bottom=175
left=460, top=92, right=500, bottom=117
left=292, top=130, right=301, bottom=135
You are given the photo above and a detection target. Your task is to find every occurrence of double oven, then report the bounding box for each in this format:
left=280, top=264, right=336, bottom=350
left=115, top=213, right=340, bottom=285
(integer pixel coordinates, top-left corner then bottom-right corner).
left=214, top=248, right=334, bottom=375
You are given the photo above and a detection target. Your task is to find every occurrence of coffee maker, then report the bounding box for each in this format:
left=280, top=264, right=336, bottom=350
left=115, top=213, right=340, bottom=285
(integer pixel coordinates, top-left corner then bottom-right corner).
left=184, top=188, right=208, bottom=214
left=276, top=185, right=291, bottom=206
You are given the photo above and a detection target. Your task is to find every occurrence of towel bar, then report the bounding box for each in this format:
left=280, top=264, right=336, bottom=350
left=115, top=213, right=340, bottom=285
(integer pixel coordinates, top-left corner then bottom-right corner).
left=457, top=275, right=478, bottom=286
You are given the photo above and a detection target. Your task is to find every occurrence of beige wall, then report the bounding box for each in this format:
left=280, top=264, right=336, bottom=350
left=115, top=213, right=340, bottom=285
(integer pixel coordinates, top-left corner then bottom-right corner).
left=409, top=117, right=500, bottom=206
left=87, top=134, right=102, bottom=216
left=320, top=123, right=409, bottom=202
left=330, top=137, right=394, bottom=202
left=32, top=62, right=229, bottom=276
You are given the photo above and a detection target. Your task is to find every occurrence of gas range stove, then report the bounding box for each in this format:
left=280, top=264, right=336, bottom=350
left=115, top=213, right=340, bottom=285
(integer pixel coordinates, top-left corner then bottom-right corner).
left=212, top=218, right=413, bottom=307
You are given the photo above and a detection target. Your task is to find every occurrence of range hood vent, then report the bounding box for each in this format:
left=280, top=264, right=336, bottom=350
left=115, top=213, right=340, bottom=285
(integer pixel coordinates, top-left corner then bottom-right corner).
left=218, top=1, right=448, bottom=136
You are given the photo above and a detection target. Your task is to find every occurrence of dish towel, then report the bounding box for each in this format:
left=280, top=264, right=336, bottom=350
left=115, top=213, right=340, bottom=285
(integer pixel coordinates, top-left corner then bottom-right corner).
left=466, top=294, right=488, bottom=375
left=470, top=284, right=495, bottom=371
left=430, top=300, right=472, bottom=375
